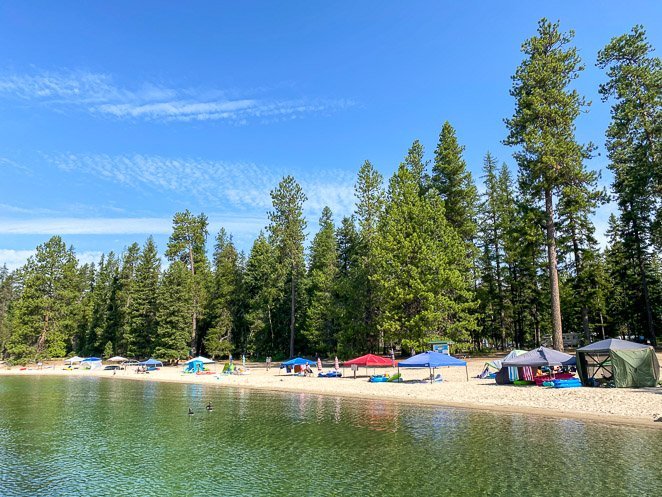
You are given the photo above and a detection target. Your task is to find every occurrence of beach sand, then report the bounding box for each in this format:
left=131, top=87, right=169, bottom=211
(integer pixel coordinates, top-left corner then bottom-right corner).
left=2, top=355, right=661, bottom=429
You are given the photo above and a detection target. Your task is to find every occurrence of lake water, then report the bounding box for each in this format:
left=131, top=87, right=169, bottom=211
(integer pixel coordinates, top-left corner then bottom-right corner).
left=0, top=377, right=660, bottom=496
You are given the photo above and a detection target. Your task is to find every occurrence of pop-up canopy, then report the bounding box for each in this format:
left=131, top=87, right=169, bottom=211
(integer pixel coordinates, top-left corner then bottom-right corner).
left=398, top=351, right=468, bottom=382
left=108, top=356, right=128, bottom=362
left=399, top=351, right=467, bottom=368
left=502, top=347, right=576, bottom=368
left=576, top=339, right=659, bottom=387
left=344, top=354, right=393, bottom=367
left=64, top=356, right=84, bottom=364
left=139, top=358, right=163, bottom=366
left=280, top=357, right=316, bottom=368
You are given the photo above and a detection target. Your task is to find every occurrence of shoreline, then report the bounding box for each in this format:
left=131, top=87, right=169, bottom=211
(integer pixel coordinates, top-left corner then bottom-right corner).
left=2, top=361, right=661, bottom=430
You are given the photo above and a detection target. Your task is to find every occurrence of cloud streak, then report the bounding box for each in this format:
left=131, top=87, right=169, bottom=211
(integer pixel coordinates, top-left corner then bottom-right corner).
left=0, top=70, right=353, bottom=123
left=48, top=153, right=358, bottom=218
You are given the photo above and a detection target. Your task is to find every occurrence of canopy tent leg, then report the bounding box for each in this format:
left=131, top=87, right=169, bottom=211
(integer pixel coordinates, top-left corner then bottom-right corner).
left=465, top=364, right=469, bottom=382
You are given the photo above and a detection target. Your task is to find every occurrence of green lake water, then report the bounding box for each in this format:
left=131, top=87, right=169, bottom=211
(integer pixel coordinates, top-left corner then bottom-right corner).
left=0, top=377, right=660, bottom=496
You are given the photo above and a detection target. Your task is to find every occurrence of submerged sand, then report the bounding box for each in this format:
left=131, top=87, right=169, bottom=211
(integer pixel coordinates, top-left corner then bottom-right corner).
left=2, top=356, right=661, bottom=429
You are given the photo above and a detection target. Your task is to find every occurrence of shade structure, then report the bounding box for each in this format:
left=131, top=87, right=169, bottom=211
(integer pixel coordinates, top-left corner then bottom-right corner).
left=81, top=357, right=102, bottom=370
left=398, top=351, right=467, bottom=368
left=280, top=357, right=316, bottom=368
left=139, top=358, right=163, bottom=366
left=576, top=339, right=659, bottom=387
left=502, top=347, right=575, bottom=368
left=576, top=338, right=650, bottom=353
left=185, top=356, right=214, bottom=364
left=64, top=356, right=84, bottom=364
left=344, top=354, right=393, bottom=367
left=108, top=356, right=128, bottom=362
left=184, top=359, right=205, bottom=373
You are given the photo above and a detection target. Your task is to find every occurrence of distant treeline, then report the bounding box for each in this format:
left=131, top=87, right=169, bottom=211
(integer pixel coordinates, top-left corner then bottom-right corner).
left=0, top=20, right=659, bottom=362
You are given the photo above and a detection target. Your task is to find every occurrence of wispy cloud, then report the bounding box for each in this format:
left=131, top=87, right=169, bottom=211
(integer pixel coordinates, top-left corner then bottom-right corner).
left=0, top=69, right=353, bottom=123
left=0, top=249, right=103, bottom=270
left=48, top=153, right=358, bottom=218
left=0, top=215, right=268, bottom=237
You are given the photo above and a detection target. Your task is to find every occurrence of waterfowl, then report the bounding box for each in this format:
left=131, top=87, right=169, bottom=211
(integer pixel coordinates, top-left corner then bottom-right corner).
left=206, top=402, right=213, bottom=412
left=188, top=407, right=194, bottom=416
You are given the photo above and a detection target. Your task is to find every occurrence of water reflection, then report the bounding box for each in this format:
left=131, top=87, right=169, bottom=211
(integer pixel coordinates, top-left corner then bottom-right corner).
left=0, top=376, right=660, bottom=497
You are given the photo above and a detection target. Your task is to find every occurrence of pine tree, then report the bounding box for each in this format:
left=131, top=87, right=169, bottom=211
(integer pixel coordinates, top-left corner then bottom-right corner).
left=431, top=122, right=478, bottom=244
left=8, top=237, right=82, bottom=359
left=115, top=242, right=140, bottom=354
left=165, top=210, right=209, bottom=353
left=0, top=265, right=17, bottom=358
left=598, top=25, right=661, bottom=345
left=374, top=144, right=478, bottom=346
left=87, top=252, right=119, bottom=355
left=126, top=237, right=160, bottom=357
left=267, top=176, right=307, bottom=357
left=477, top=154, right=516, bottom=348
left=205, top=228, right=241, bottom=359
left=156, top=261, right=193, bottom=361
left=244, top=233, right=282, bottom=356
left=556, top=168, right=606, bottom=343
left=304, top=207, right=339, bottom=353
left=504, top=19, right=594, bottom=351
left=334, top=216, right=365, bottom=355
left=354, top=160, right=385, bottom=350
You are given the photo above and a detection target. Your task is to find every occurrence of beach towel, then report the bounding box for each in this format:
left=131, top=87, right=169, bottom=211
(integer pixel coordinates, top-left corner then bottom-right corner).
left=523, top=367, right=534, bottom=381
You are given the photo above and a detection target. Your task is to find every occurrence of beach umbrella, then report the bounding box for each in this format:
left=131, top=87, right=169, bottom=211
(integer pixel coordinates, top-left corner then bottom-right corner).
left=317, top=357, right=322, bottom=371
left=108, top=356, right=128, bottom=362
left=242, top=354, right=246, bottom=367
left=334, top=356, right=339, bottom=371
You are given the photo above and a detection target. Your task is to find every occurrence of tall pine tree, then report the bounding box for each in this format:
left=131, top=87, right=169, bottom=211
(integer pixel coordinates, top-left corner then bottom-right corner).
left=505, top=19, right=594, bottom=351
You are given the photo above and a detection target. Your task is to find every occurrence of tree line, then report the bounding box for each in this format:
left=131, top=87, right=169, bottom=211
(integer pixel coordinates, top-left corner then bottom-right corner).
left=0, top=20, right=659, bottom=362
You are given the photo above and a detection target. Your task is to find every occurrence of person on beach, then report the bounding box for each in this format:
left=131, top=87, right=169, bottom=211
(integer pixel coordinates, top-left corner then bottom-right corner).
left=266, top=356, right=272, bottom=371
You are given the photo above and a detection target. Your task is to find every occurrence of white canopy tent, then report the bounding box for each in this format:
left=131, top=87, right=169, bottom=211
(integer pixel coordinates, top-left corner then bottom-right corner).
left=108, top=356, right=128, bottom=362
left=185, top=356, right=215, bottom=364
left=64, top=356, right=84, bottom=364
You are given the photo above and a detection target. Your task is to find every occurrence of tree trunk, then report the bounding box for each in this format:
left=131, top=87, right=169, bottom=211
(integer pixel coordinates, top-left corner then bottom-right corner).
left=544, top=188, right=564, bottom=351
left=631, top=216, right=656, bottom=346
left=189, top=246, right=197, bottom=354
left=570, top=224, right=591, bottom=343
left=289, top=268, right=296, bottom=358
left=599, top=311, right=605, bottom=340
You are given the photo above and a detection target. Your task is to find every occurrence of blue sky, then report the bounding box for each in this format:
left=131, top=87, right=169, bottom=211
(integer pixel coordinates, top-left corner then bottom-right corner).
left=1, top=1, right=660, bottom=269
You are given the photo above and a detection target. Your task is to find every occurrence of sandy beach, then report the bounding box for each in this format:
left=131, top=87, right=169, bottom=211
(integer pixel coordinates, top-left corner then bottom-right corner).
left=2, top=356, right=661, bottom=429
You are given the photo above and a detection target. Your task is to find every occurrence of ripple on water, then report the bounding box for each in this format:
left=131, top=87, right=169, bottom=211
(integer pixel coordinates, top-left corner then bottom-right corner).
left=0, top=376, right=660, bottom=497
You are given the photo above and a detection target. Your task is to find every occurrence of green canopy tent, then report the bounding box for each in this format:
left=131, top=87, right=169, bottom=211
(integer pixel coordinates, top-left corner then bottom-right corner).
left=576, top=339, right=660, bottom=388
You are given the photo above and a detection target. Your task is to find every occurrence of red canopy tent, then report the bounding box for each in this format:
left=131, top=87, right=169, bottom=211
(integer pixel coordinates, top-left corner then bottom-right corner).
left=344, top=354, right=393, bottom=367
left=343, top=354, right=395, bottom=378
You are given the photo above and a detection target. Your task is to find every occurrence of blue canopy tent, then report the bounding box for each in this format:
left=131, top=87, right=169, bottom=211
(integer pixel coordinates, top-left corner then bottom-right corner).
left=138, top=358, right=163, bottom=370
left=280, top=357, right=316, bottom=374
left=184, top=359, right=204, bottom=373
left=139, top=358, right=163, bottom=366
left=398, top=351, right=469, bottom=382
left=81, top=357, right=103, bottom=370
